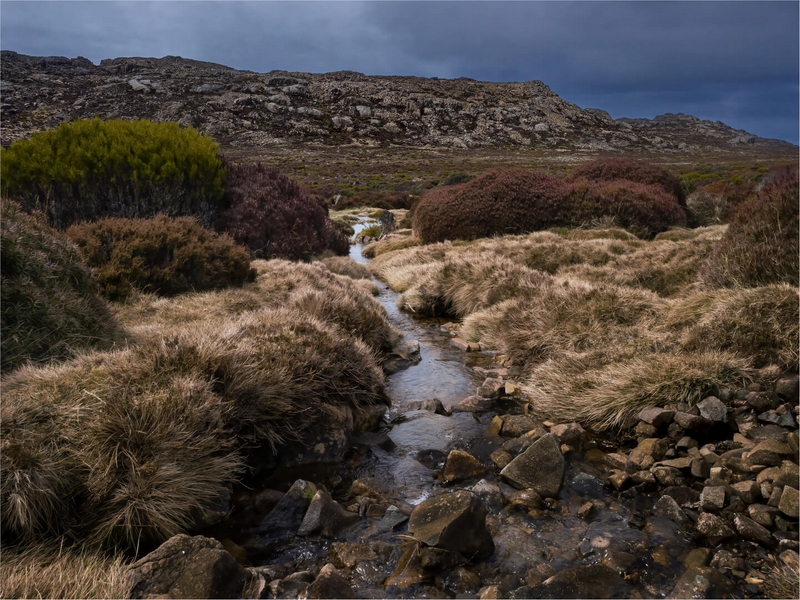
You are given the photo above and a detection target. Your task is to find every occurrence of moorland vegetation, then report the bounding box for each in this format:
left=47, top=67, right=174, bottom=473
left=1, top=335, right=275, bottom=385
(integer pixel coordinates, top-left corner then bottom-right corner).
left=0, top=117, right=797, bottom=598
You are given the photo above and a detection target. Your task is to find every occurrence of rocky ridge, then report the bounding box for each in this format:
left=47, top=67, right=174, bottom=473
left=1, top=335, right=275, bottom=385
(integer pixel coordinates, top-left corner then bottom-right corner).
left=1, top=51, right=796, bottom=154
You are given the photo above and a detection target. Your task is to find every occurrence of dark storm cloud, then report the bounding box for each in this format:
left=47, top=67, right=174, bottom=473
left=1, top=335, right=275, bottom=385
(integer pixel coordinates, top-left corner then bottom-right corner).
left=1, top=1, right=797, bottom=143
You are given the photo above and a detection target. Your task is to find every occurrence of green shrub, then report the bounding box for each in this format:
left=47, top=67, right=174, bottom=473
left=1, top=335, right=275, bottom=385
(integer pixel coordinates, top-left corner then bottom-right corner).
left=1, top=119, right=226, bottom=229
left=701, top=172, right=799, bottom=288
left=66, top=216, right=255, bottom=301
left=218, top=162, right=348, bottom=260
left=412, top=168, right=571, bottom=243
left=565, top=179, right=686, bottom=238
left=0, top=200, right=121, bottom=373
left=565, top=157, right=686, bottom=208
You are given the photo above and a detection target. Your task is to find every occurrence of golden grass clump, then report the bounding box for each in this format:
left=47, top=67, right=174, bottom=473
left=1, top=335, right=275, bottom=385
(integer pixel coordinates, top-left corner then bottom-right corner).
left=764, top=559, right=800, bottom=600
left=1, top=308, right=387, bottom=550
left=362, top=231, right=422, bottom=258
left=316, top=255, right=373, bottom=279
left=524, top=351, right=752, bottom=430
left=0, top=543, right=132, bottom=599
left=679, top=284, right=799, bottom=369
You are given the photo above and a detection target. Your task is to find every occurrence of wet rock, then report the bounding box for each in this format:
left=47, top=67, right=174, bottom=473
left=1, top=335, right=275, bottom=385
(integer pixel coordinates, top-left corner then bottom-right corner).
left=602, top=452, right=635, bottom=471
left=331, top=542, right=379, bottom=569
left=733, top=514, right=777, bottom=548
left=419, top=547, right=467, bottom=571
left=634, top=421, right=658, bottom=438
left=710, top=549, right=745, bottom=571
left=384, top=545, right=430, bottom=589
left=549, top=422, right=585, bottom=448
left=488, top=416, right=504, bottom=436
left=406, top=398, right=451, bottom=416
left=746, top=391, right=779, bottom=412
left=651, top=466, right=685, bottom=487
left=631, top=470, right=657, bottom=486
left=244, top=479, right=315, bottom=553
left=508, top=488, right=542, bottom=510
left=663, top=485, right=700, bottom=506
left=378, top=505, right=409, bottom=532
left=453, top=395, right=494, bottom=413
left=779, top=485, right=799, bottom=518
left=774, top=372, right=799, bottom=404
left=353, top=431, right=396, bottom=451
left=415, top=448, right=449, bottom=470
left=653, top=495, right=689, bottom=525
left=297, top=488, right=360, bottom=538
left=408, top=490, right=494, bottom=560
left=443, top=567, right=482, bottom=595
left=478, top=585, right=503, bottom=599
left=683, top=548, right=711, bottom=569
left=490, top=448, right=513, bottom=469
left=281, top=405, right=355, bottom=466
left=502, top=431, right=539, bottom=455
left=469, top=480, right=506, bottom=513
left=308, top=563, right=355, bottom=599
left=570, top=473, right=605, bottom=498
left=351, top=477, right=390, bottom=501
left=608, top=470, right=631, bottom=491
left=512, top=564, right=634, bottom=599
left=477, top=378, right=505, bottom=399
left=639, top=407, right=674, bottom=427
left=577, top=501, right=598, bottom=520
left=696, top=512, right=736, bottom=545
left=441, top=449, right=488, bottom=483
left=126, top=534, right=248, bottom=599
left=629, top=438, right=669, bottom=469
left=500, top=433, right=565, bottom=497
left=501, top=414, right=547, bottom=438
left=667, top=566, right=733, bottom=599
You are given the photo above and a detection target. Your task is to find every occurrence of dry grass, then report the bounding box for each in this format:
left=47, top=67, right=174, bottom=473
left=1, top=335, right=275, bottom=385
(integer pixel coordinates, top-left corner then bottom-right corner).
left=0, top=542, right=132, bottom=599
left=362, top=231, right=422, bottom=259
left=764, top=560, right=800, bottom=599
left=316, top=256, right=372, bottom=279
left=373, top=223, right=793, bottom=429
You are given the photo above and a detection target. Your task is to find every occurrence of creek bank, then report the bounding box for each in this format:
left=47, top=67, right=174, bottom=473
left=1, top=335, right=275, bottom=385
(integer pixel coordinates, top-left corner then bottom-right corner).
left=125, top=237, right=798, bottom=599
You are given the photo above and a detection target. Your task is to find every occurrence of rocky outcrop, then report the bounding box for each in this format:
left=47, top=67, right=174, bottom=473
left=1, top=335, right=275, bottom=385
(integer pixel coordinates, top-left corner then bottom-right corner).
left=1, top=50, right=796, bottom=155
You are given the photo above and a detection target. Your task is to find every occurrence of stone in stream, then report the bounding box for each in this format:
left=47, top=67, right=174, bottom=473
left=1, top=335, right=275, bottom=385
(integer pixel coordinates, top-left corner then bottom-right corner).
left=377, top=505, right=409, bottom=532
left=407, top=490, right=494, bottom=560
left=696, top=512, right=736, bottom=546
left=500, top=414, right=547, bottom=438
left=440, top=449, right=488, bottom=483
left=667, top=566, right=733, bottom=599
left=452, top=395, right=494, bottom=413
left=500, top=433, right=565, bottom=497
left=297, top=488, right=360, bottom=538
left=570, top=472, right=605, bottom=498
left=125, top=534, right=248, bottom=599
left=508, top=564, right=634, bottom=599
left=652, top=494, right=690, bottom=525
left=307, top=564, right=355, bottom=599
left=243, top=479, right=316, bottom=553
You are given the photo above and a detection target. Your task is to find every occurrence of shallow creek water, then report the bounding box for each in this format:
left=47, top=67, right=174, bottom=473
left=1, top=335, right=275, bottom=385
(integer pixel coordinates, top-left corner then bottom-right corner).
left=212, top=222, right=701, bottom=597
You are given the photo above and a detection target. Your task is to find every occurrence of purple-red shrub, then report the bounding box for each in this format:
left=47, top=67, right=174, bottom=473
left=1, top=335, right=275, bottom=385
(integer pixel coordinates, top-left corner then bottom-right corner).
left=565, top=179, right=687, bottom=237
left=701, top=172, right=799, bottom=288
left=566, top=157, right=686, bottom=208
left=412, top=168, right=571, bottom=243
left=218, top=162, right=348, bottom=260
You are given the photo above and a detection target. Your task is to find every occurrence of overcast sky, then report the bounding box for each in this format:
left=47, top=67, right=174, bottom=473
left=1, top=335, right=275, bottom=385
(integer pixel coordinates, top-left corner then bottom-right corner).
left=2, top=1, right=797, bottom=144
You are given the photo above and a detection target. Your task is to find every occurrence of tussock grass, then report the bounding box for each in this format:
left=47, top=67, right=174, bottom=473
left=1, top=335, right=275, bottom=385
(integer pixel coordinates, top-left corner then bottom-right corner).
left=524, top=351, right=751, bottom=429
left=362, top=231, right=422, bottom=259
left=764, top=560, right=800, bottom=600
left=2, top=307, right=387, bottom=550
left=0, top=543, right=132, bottom=599
left=316, top=256, right=372, bottom=279
left=1, top=199, right=122, bottom=373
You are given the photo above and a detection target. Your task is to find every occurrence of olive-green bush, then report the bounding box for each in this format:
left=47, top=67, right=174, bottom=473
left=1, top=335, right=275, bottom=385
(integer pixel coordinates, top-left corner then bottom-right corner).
left=1, top=119, right=227, bottom=229
left=1, top=199, right=121, bottom=373
left=67, top=216, right=255, bottom=300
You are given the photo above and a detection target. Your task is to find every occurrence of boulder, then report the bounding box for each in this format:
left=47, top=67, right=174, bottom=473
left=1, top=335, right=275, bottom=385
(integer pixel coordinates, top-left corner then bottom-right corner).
left=308, top=564, right=355, bottom=599
left=440, top=449, right=488, bottom=483
left=297, top=488, right=360, bottom=538
left=500, top=433, right=565, bottom=497
left=673, top=411, right=712, bottom=434
left=696, top=513, right=736, bottom=546
left=501, top=414, right=547, bottom=438
left=570, top=473, right=605, bottom=498
left=629, top=438, right=669, bottom=468
left=700, top=485, right=727, bottom=512
left=779, top=485, right=799, bottom=518
left=747, top=439, right=793, bottom=466
left=653, top=495, right=689, bottom=525
left=745, top=391, right=779, bottom=412
left=731, top=480, right=760, bottom=505
left=639, top=407, right=675, bottom=427
left=126, top=535, right=248, bottom=599
left=407, top=490, right=494, bottom=560
left=733, top=514, right=776, bottom=548
left=384, top=545, right=430, bottom=589
left=549, top=422, right=585, bottom=448
left=508, top=488, right=542, bottom=510
left=490, top=448, right=513, bottom=469
left=244, top=479, right=315, bottom=552
left=696, top=396, right=728, bottom=423
left=377, top=505, right=409, bottom=532
left=453, top=395, right=494, bottom=413
left=477, top=377, right=505, bottom=399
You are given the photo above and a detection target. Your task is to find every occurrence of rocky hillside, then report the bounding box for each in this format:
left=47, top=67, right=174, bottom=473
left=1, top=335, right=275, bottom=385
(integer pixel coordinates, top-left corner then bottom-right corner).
left=1, top=51, right=796, bottom=154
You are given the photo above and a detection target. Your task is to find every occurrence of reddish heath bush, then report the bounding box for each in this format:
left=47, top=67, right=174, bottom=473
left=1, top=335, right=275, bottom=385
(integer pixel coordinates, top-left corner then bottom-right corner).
left=412, top=168, right=570, bottom=243
left=701, top=172, right=799, bottom=288
left=566, top=157, right=686, bottom=208
left=565, top=179, right=686, bottom=237
left=218, top=162, right=348, bottom=260
left=67, top=215, right=255, bottom=300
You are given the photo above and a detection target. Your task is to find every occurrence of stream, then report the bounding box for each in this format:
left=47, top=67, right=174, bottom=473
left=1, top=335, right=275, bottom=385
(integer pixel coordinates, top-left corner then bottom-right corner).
left=207, top=220, right=704, bottom=598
